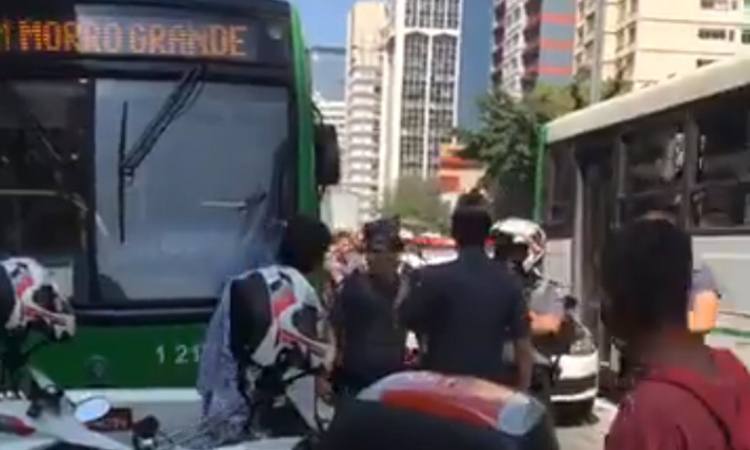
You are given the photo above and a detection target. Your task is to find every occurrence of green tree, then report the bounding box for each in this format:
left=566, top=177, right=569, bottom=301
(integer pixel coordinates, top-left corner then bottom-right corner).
left=525, top=83, right=579, bottom=122
left=381, top=176, right=451, bottom=233
left=459, top=88, right=540, bottom=218
left=459, top=76, right=631, bottom=217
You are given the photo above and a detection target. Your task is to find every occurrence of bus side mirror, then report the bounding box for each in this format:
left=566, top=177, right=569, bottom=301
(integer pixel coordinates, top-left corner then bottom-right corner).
left=315, top=124, right=341, bottom=187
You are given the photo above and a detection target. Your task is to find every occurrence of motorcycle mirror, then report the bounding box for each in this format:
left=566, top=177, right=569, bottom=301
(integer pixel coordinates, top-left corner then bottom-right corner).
left=74, top=396, right=111, bottom=424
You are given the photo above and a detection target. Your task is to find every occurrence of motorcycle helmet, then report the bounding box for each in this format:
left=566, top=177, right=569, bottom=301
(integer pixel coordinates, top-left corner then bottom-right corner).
left=321, top=371, right=559, bottom=450
left=1, top=258, right=75, bottom=341
left=491, top=218, right=547, bottom=275
left=244, top=267, right=334, bottom=375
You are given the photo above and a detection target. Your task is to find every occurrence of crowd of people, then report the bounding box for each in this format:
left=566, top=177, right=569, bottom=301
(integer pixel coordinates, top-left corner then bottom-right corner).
left=1, top=187, right=748, bottom=449
left=191, top=188, right=750, bottom=449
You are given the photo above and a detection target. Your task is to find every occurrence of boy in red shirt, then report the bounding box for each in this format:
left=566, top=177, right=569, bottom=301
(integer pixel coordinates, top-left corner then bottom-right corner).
left=601, top=219, right=750, bottom=450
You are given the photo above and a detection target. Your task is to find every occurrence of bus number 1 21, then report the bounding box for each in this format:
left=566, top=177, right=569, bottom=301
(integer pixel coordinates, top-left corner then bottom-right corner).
left=155, top=344, right=201, bottom=365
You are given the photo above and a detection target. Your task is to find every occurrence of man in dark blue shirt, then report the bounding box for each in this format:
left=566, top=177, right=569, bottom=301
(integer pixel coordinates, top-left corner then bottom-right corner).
left=331, top=218, right=407, bottom=395
left=399, top=194, right=533, bottom=389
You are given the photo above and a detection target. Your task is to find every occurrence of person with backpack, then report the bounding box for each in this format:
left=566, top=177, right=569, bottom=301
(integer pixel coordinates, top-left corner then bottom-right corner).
left=197, top=215, right=334, bottom=445
left=601, top=219, right=750, bottom=450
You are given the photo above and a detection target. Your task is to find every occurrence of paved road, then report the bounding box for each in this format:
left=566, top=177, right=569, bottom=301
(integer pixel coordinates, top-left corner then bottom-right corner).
left=557, top=399, right=618, bottom=450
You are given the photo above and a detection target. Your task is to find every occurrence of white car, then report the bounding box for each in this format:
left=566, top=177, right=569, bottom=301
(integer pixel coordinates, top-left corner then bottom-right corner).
left=549, top=316, right=599, bottom=417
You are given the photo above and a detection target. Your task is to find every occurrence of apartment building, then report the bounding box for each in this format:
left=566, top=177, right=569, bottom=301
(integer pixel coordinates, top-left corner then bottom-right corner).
left=345, top=2, right=387, bottom=222
left=575, top=0, right=750, bottom=90
left=380, top=0, right=464, bottom=193
left=493, top=0, right=576, bottom=97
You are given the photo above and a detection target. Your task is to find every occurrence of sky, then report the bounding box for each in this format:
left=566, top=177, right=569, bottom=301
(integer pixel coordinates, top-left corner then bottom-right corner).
left=290, top=0, right=357, bottom=47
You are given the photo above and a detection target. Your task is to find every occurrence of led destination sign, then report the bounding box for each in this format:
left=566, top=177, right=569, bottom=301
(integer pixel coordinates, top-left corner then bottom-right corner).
left=0, top=12, right=263, bottom=61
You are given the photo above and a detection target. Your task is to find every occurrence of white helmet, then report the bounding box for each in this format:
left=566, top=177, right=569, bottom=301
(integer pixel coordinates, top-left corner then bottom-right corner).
left=1, top=258, right=75, bottom=341
left=250, top=268, right=334, bottom=375
left=491, top=218, right=546, bottom=275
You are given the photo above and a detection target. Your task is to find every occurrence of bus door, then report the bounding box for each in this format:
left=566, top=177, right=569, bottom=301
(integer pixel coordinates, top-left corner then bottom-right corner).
left=576, top=141, right=615, bottom=366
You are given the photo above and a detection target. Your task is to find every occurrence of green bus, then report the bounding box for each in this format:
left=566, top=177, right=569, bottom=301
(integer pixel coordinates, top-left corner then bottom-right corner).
left=0, top=0, right=337, bottom=432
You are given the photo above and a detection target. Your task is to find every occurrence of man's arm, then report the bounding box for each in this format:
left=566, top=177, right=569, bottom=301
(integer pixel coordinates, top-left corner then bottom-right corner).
left=513, top=338, right=533, bottom=391
left=529, top=311, right=563, bottom=335
left=689, top=265, right=720, bottom=333
left=507, top=284, right=532, bottom=391
left=397, top=269, right=432, bottom=333
left=329, top=279, right=351, bottom=368
left=529, top=282, right=565, bottom=336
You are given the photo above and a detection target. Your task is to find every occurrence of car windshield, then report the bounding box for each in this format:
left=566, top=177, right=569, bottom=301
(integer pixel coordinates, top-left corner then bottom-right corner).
left=95, top=79, right=288, bottom=301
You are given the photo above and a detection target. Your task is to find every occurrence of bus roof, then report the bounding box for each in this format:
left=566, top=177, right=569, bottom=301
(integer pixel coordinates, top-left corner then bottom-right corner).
left=546, top=57, right=750, bottom=144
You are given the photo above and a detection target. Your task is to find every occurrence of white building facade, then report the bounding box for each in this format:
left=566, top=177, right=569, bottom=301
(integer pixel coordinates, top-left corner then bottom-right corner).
left=494, top=0, right=528, bottom=98
left=344, top=2, right=387, bottom=222
left=380, top=0, right=464, bottom=195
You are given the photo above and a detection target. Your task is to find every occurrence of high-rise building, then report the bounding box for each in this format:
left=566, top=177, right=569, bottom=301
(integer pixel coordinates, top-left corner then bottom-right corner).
left=492, top=0, right=576, bottom=98
left=380, top=0, right=464, bottom=193
left=575, top=0, right=750, bottom=91
left=573, top=0, right=624, bottom=85
left=458, top=0, right=493, bottom=130
left=344, top=2, right=388, bottom=222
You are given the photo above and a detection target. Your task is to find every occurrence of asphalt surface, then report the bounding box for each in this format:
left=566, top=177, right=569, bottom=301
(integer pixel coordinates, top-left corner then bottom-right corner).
left=556, top=399, right=618, bottom=450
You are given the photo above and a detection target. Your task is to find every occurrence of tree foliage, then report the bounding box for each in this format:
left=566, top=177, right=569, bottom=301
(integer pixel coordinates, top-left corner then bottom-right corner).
left=459, top=89, right=540, bottom=187
left=381, top=176, right=451, bottom=233
left=458, top=76, right=630, bottom=218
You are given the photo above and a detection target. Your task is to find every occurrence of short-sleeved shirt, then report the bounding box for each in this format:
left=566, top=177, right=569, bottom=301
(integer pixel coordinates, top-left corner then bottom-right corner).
left=332, top=271, right=406, bottom=379
left=690, top=262, right=720, bottom=309
left=605, top=349, right=750, bottom=450
left=502, top=276, right=567, bottom=365
left=526, top=278, right=565, bottom=318
left=399, top=247, right=529, bottom=382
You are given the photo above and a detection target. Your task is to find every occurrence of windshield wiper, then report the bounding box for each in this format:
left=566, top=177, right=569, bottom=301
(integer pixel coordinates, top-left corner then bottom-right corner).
left=116, top=65, right=206, bottom=242
left=119, top=65, right=206, bottom=180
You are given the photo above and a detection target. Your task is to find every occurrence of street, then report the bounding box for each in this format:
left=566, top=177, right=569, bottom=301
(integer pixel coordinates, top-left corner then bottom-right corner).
left=556, top=399, right=617, bottom=450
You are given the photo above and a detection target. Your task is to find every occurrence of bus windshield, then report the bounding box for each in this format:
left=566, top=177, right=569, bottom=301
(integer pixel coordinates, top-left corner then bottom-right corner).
left=95, top=79, right=288, bottom=302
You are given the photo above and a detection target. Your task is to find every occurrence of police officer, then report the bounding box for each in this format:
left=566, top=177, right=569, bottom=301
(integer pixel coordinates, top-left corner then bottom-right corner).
left=399, top=192, right=533, bottom=390
left=491, top=218, right=570, bottom=406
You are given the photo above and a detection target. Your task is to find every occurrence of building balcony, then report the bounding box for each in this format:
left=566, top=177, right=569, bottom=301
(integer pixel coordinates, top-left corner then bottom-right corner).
left=494, top=27, right=505, bottom=46
left=494, top=4, right=507, bottom=24
left=525, top=0, right=542, bottom=18
left=525, top=13, right=541, bottom=30
left=584, top=0, right=597, bottom=14
left=493, top=48, right=505, bottom=66
left=524, top=37, right=540, bottom=53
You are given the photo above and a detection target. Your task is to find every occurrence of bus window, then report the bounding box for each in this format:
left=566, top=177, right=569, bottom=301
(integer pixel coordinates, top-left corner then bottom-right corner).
left=621, top=122, right=685, bottom=221
left=545, top=145, right=575, bottom=237
left=0, top=81, right=90, bottom=255
left=691, top=104, right=750, bottom=229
